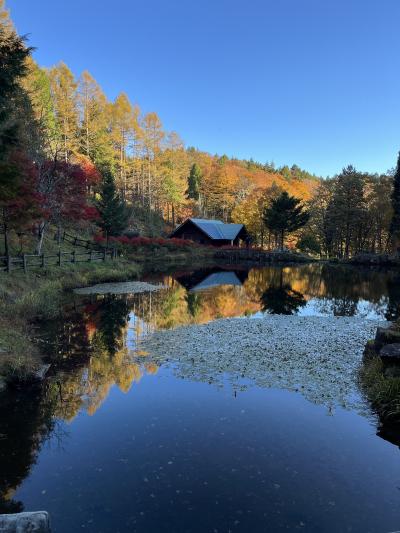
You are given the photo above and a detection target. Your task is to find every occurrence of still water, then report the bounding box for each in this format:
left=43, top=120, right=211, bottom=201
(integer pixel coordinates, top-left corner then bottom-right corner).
left=1, top=264, right=400, bottom=532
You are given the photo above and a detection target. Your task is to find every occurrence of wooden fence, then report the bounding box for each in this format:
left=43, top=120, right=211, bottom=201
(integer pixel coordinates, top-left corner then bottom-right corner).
left=60, top=231, right=99, bottom=250
left=0, top=248, right=118, bottom=273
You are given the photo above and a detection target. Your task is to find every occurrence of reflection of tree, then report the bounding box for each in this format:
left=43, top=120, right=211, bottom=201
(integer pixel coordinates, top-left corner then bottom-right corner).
left=0, top=386, right=56, bottom=513
left=386, top=275, right=400, bottom=321
left=35, top=295, right=154, bottom=422
left=260, top=269, right=306, bottom=315
left=245, top=263, right=391, bottom=319
left=186, top=292, right=201, bottom=318
left=39, top=309, right=93, bottom=367
left=95, top=296, right=130, bottom=356
left=0, top=293, right=158, bottom=512
left=318, top=266, right=359, bottom=316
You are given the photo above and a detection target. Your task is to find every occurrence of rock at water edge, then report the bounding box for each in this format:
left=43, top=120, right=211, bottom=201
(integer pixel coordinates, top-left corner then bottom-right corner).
left=0, top=511, right=50, bottom=532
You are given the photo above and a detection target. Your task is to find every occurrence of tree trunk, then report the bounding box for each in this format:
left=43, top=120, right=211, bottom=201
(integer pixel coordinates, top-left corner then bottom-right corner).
left=57, top=222, right=62, bottom=246
left=36, top=222, right=47, bottom=255
left=85, top=88, right=90, bottom=157
left=3, top=221, right=9, bottom=258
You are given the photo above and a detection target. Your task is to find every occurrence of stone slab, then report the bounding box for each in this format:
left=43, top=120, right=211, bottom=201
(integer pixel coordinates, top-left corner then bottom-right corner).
left=0, top=511, right=50, bottom=532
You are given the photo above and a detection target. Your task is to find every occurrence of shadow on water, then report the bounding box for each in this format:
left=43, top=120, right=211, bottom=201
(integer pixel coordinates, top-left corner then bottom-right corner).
left=0, top=385, right=55, bottom=513
left=1, top=263, right=400, bottom=523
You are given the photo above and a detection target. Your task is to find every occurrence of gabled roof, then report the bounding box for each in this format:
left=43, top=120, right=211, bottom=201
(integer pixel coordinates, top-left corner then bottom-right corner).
left=176, top=218, right=244, bottom=240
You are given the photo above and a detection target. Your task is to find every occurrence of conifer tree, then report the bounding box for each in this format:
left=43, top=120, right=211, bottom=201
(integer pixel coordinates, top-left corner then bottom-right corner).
left=78, top=70, right=112, bottom=165
left=186, top=163, right=202, bottom=201
left=263, top=191, right=309, bottom=250
left=0, top=27, right=31, bottom=165
left=390, top=152, right=400, bottom=253
left=48, top=62, right=79, bottom=162
left=110, top=93, right=139, bottom=199
left=96, top=169, right=129, bottom=243
left=22, top=57, right=57, bottom=157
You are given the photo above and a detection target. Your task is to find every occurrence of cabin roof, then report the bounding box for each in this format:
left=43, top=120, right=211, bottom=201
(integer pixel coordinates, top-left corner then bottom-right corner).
left=174, top=218, right=244, bottom=241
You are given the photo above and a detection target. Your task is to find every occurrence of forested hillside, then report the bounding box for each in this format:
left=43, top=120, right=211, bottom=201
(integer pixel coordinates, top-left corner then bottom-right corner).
left=0, top=0, right=398, bottom=258
left=0, top=1, right=320, bottom=249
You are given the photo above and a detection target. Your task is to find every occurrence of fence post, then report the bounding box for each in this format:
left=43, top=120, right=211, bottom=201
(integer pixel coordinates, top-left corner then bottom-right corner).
left=23, top=254, right=27, bottom=273
left=89, top=250, right=93, bottom=262
left=41, top=254, right=45, bottom=268
left=72, top=250, right=76, bottom=263
left=6, top=255, right=11, bottom=273
left=103, top=249, right=106, bottom=261
left=58, top=250, right=62, bottom=267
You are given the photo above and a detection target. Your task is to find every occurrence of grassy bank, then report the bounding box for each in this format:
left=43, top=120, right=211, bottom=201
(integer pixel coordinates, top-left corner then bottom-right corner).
left=0, top=260, right=141, bottom=383
left=100, top=235, right=216, bottom=267
left=359, top=320, right=400, bottom=424
left=359, top=357, right=400, bottom=422
left=128, top=247, right=216, bottom=271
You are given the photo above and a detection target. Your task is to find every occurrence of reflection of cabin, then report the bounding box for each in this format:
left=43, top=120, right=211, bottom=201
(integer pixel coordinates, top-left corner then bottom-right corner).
left=190, top=271, right=243, bottom=292
left=169, top=218, right=249, bottom=246
left=175, top=268, right=249, bottom=292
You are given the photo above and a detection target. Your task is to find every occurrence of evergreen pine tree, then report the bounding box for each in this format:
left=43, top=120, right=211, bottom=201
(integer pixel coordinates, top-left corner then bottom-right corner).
left=390, top=152, right=400, bottom=253
left=0, top=27, right=32, bottom=165
left=263, top=191, right=309, bottom=250
left=186, top=163, right=202, bottom=200
left=96, top=169, right=129, bottom=243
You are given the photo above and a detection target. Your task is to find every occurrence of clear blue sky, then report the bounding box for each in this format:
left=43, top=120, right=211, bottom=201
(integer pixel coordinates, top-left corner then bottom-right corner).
left=8, top=0, right=400, bottom=176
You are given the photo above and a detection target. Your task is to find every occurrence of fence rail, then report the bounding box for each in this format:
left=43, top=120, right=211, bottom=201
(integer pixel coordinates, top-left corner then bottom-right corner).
left=0, top=248, right=118, bottom=273
left=60, top=230, right=98, bottom=250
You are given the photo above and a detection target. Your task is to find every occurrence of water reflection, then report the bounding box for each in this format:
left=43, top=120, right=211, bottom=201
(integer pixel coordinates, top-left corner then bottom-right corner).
left=0, top=295, right=157, bottom=513
left=35, top=296, right=158, bottom=420
left=1, top=263, right=400, bottom=524
left=260, top=268, right=306, bottom=315
left=144, top=264, right=397, bottom=323
left=386, top=273, right=400, bottom=321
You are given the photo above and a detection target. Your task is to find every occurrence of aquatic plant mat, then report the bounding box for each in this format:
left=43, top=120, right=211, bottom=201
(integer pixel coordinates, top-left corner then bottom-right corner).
left=74, top=281, right=165, bottom=295
left=140, top=315, right=385, bottom=410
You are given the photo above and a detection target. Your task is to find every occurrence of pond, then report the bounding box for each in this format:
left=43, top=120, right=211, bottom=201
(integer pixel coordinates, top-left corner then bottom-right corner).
left=1, top=263, right=400, bottom=532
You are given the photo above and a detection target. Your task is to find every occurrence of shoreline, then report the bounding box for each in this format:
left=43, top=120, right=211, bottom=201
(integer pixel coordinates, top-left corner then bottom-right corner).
left=0, top=249, right=395, bottom=389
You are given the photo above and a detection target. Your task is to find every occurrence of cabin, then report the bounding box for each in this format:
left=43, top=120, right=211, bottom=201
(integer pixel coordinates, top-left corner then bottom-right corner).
left=169, top=218, right=249, bottom=247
